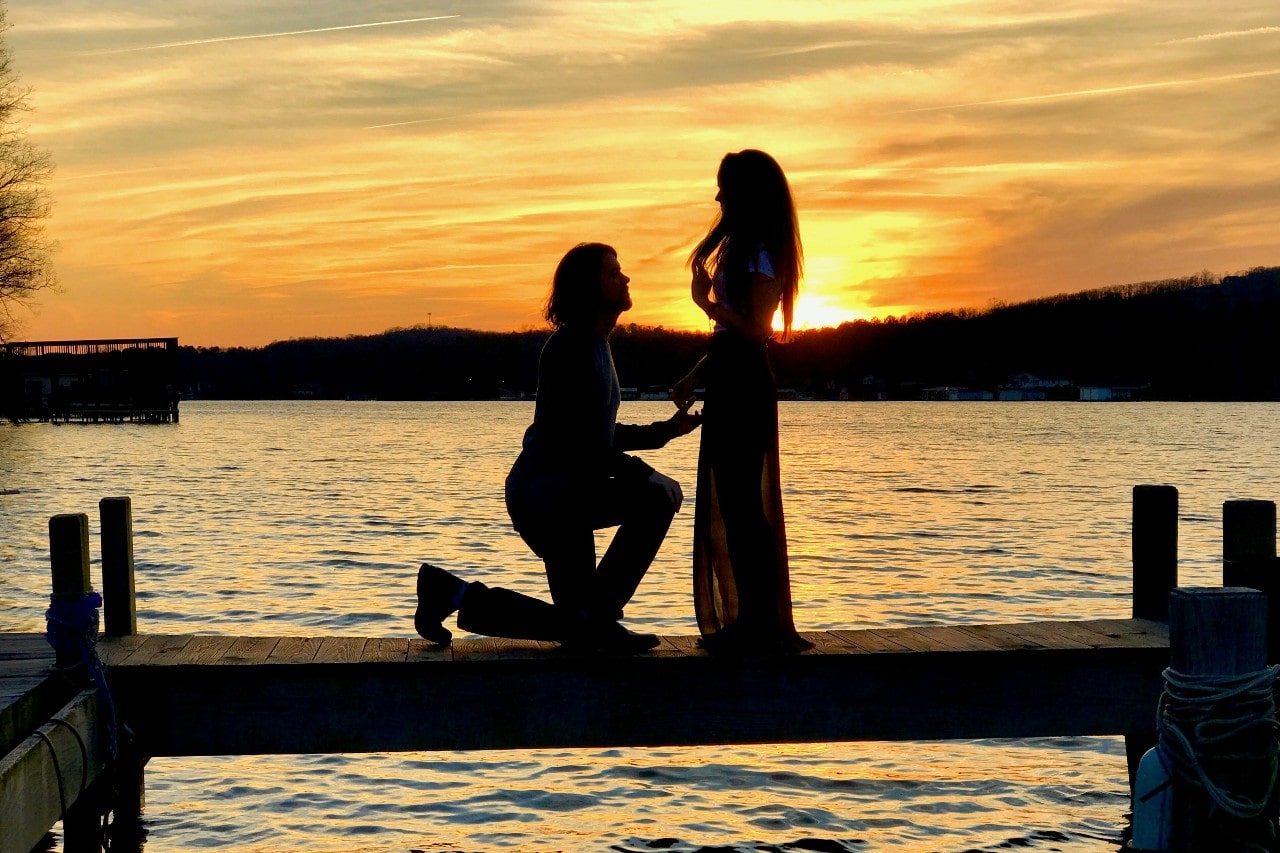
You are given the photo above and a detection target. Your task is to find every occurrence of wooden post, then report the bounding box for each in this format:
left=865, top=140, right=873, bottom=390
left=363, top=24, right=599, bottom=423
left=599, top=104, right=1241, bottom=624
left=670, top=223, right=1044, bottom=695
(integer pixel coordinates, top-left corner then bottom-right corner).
left=1127, top=485, right=1178, bottom=796
left=49, top=513, right=93, bottom=669
left=1165, top=587, right=1272, bottom=851
left=47, top=513, right=106, bottom=852
left=1133, top=484, right=1178, bottom=621
left=98, top=497, right=147, bottom=847
left=1222, top=499, right=1278, bottom=663
left=99, top=496, right=137, bottom=637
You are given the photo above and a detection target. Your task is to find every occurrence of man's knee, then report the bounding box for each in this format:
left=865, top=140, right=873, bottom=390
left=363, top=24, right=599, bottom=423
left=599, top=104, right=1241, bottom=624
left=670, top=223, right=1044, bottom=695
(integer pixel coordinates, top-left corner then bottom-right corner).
left=642, top=472, right=681, bottom=518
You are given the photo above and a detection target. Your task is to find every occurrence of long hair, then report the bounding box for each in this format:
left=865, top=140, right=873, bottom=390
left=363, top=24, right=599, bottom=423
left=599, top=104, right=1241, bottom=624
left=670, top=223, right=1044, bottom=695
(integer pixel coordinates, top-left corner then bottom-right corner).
left=689, top=149, right=802, bottom=337
left=544, top=242, right=616, bottom=328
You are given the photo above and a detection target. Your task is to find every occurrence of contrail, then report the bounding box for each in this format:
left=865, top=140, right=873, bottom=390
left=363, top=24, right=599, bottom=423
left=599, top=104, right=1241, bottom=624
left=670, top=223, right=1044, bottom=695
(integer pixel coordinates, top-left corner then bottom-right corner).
left=1162, top=26, right=1280, bottom=45
left=367, top=115, right=467, bottom=129
left=90, top=15, right=460, bottom=54
left=901, top=68, right=1280, bottom=113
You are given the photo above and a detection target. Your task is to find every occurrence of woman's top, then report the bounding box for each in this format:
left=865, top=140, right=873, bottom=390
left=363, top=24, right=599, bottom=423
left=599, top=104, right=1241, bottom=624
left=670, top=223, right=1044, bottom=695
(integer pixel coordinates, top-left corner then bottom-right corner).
left=711, top=247, right=775, bottom=333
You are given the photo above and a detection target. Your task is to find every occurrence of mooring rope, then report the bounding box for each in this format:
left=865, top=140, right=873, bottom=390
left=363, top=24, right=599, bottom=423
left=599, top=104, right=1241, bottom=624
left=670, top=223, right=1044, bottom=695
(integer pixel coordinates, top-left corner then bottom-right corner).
left=1156, top=664, right=1280, bottom=820
left=33, top=729, right=69, bottom=820
left=45, top=591, right=119, bottom=760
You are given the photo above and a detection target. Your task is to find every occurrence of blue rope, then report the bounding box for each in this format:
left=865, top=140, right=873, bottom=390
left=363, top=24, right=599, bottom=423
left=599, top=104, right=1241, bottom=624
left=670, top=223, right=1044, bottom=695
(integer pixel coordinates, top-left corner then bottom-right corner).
left=45, top=592, right=119, bottom=760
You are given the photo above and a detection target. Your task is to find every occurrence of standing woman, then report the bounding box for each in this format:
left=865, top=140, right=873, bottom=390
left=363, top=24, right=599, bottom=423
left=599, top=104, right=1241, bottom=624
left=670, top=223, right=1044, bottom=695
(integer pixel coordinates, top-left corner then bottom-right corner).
left=673, top=149, right=810, bottom=654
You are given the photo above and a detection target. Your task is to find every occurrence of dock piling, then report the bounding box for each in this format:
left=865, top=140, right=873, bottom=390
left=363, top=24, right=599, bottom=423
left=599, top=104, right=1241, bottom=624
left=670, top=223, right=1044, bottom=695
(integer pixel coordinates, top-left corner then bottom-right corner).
left=100, top=497, right=137, bottom=638
left=1127, top=485, right=1178, bottom=795
left=48, top=514, right=94, bottom=670
left=1132, top=485, right=1178, bottom=622
left=1164, top=588, right=1276, bottom=851
left=1222, top=499, right=1279, bottom=663
left=97, top=497, right=147, bottom=846
left=44, top=512, right=111, bottom=851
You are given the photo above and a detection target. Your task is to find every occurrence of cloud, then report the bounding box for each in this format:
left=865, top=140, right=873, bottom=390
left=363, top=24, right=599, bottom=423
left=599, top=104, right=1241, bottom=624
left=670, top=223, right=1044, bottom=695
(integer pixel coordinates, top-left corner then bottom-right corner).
left=12, top=0, right=1280, bottom=345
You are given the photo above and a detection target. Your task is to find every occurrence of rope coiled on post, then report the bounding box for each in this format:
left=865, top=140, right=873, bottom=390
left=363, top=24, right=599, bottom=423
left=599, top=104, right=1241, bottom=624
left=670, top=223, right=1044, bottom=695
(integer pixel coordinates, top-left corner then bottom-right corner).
left=1156, top=664, right=1280, bottom=821
left=45, top=591, right=119, bottom=760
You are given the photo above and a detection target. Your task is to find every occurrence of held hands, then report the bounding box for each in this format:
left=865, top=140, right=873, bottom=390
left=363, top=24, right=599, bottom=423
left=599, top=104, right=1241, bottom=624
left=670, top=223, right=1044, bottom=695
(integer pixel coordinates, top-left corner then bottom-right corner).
left=647, top=470, right=684, bottom=513
left=671, top=372, right=698, bottom=411
left=667, top=396, right=702, bottom=437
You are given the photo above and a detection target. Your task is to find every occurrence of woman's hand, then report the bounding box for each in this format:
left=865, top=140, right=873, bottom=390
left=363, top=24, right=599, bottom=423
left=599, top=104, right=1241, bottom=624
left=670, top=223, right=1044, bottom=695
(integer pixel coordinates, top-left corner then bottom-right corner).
left=691, top=262, right=712, bottom=311
left=671, top=370, right=699, bottom=410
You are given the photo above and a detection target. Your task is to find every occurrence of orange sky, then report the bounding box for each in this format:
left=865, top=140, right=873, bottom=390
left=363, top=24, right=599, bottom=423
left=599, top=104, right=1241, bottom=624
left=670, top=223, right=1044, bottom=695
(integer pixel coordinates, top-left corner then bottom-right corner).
left=5, top=2, right=1278, bottom=347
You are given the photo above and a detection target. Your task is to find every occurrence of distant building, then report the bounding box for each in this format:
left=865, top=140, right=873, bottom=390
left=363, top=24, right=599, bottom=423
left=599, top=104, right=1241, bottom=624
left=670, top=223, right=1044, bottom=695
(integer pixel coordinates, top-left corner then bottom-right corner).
left=922, top=386, right=994, bottom=401
left=1079, top=385, right=1147, bottom=402
left=997, top=372, right=1075, bottom=401
left=1, top=338, right=180, bottom=423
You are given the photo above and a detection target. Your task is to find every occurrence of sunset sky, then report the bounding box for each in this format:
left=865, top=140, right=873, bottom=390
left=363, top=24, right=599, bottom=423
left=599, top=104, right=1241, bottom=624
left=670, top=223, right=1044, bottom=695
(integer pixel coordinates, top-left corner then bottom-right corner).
left=4, top=1, right=1278, bottom=347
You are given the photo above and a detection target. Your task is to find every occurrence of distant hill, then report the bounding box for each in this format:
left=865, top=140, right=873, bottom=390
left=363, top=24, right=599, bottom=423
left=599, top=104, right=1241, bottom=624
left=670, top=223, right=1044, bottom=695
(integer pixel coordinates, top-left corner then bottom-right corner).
left=179, top=266, right=1280, bottom=401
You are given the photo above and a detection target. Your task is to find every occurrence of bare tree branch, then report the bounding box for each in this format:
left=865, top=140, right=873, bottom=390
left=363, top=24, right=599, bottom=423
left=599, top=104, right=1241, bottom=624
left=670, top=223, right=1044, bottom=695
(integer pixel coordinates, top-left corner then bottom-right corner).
left=0, top=3, right=56, bottom=341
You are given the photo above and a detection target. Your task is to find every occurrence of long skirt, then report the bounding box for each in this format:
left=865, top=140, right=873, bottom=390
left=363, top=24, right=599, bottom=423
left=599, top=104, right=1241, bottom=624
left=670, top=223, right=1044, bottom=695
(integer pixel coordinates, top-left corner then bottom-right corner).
left=692, top=332, right=807, bottom=652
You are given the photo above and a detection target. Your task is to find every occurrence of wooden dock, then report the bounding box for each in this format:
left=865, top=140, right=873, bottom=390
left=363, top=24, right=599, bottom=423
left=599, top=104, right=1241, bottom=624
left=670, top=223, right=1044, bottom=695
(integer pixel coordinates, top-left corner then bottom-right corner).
left=96, top=620, right=1169, bottom=757
left=3, top=485, right=1277, bottom=853
left=0, top=619, right=1170, bottom=853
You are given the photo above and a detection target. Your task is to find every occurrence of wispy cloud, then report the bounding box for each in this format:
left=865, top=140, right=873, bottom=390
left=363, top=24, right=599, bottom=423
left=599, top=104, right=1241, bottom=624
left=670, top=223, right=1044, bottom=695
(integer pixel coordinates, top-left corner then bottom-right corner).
left=88, top=15, right=461, bottom=54
left=902, top=68, right=1280, bottom=112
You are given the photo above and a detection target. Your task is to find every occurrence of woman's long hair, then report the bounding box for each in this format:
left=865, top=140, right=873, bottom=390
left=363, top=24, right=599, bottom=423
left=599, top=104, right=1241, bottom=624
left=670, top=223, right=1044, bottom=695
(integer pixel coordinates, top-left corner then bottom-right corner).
left=544, top=242, right=615, bottom=328
left=689, top=149, right=802, bottom=337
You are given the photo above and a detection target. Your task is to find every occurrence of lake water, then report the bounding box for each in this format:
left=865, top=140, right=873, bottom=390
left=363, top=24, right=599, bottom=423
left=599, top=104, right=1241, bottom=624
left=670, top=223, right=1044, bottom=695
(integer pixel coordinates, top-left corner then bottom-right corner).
left=2, top=400, right=1277, bottom=852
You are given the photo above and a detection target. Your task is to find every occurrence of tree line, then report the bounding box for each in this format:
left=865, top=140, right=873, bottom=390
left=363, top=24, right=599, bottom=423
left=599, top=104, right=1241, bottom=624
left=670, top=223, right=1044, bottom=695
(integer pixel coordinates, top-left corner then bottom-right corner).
left=179, top=266, right=1280, bottom=402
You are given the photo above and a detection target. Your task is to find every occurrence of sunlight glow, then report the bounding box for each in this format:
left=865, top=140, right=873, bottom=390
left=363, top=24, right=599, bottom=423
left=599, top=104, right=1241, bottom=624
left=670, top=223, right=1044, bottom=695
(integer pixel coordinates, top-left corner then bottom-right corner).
left=4, top=0, right=1277, bottom=345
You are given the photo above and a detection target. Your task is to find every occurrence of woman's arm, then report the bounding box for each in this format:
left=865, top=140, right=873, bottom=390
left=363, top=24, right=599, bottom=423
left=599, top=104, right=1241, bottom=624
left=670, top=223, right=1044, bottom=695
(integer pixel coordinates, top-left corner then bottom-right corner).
left=698, top=271, right=780, bottom=340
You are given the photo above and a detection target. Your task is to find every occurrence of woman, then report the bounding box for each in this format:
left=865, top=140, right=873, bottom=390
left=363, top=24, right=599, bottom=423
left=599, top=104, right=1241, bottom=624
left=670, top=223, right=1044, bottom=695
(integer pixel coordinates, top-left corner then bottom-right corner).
left=672, top=149, right=809, bottom=654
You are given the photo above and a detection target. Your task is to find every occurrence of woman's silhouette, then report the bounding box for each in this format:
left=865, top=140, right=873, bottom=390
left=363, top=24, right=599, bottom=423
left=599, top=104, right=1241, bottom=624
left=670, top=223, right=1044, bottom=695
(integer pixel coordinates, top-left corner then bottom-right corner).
left=673, top=149, right=810, bottom=654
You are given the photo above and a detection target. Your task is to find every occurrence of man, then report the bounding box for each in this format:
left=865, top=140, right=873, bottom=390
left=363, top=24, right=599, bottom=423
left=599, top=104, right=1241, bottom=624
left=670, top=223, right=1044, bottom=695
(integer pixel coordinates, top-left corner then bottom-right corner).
left=415, top=243, right=701, bottom=653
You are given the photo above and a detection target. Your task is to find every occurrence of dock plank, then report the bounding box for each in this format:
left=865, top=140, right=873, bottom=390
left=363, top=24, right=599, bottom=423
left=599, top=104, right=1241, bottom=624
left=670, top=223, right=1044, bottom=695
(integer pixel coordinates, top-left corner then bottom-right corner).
left=800, top=631, right=859, bottom=655
left=661, top=636, right=705, bottom=657
left=268, top=637, right=323, bottom=664
left=176, top=636, right=239, bottom=665
left=118, top=634, right=193, bottom=666
left=954, top=623, right=1048, bottom=651
left=830, top=628, right=910, bottom=653
left=361, top=638, right=409, bottom=663
left=97, top=633, right=148, bottom=666
left=220, top=636, right=281, bottom=664
left=406, top=639, right=453, bottom=662
left=997, top=621, right=1094, bottom=650
left=0, top=634, right=52, bottom=661
left=1088, top=619, right=1170, bottom=647
left=313, top=637, right=367, bottom=664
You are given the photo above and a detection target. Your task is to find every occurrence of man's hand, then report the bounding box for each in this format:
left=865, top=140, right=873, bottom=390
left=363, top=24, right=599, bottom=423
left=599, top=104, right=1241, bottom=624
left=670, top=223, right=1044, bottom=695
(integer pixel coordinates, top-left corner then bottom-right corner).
left=671, top=373, right=698, bottom=410
left=668, top=399, right=702, bottom=437
left=647, top=470, right=684, bottom=513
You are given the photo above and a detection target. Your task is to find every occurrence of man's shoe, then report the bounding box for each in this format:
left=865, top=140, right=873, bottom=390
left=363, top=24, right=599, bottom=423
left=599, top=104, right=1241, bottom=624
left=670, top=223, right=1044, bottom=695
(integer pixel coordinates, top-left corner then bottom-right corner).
left=414, top=563, right=466, bottom=645
left=593, top=621, right=660, bottom=654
